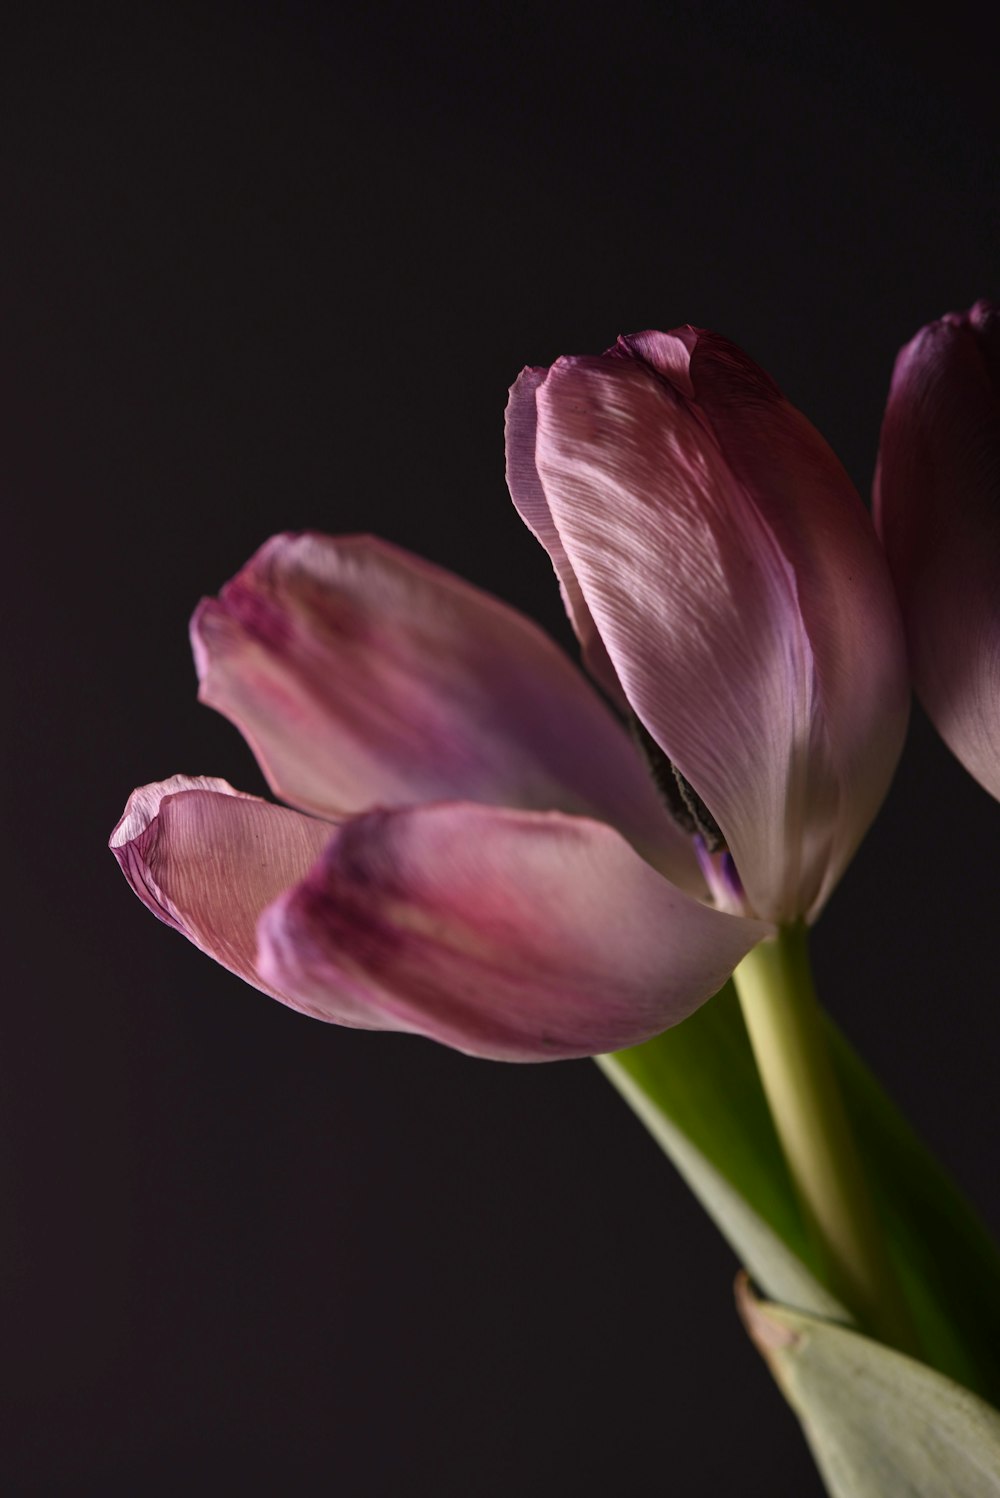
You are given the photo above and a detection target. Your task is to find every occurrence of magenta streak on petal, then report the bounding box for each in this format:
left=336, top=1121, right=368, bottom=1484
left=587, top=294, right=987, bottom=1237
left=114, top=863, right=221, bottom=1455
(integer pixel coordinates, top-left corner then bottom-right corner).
left=216, top=581, right=295, bottom=653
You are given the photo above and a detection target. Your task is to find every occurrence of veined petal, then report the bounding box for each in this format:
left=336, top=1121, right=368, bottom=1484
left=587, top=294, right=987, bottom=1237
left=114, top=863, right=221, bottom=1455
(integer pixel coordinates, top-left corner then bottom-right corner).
left=109, top=776, right=335, bottom=1013
left=533, top=353, right=814, bottom=921
left=680, top=330, right=909, bottom=913
left=874, top=301, right=1000, bottom=801
left=505, top=368, right=627, bottom=706
left=614, top=328, right=697, bottom=393
left=192, top=532, right=696, bottom=882
left=257, top=802, right=771, bottom=1062
left=532, top=342, right=907, bottom=921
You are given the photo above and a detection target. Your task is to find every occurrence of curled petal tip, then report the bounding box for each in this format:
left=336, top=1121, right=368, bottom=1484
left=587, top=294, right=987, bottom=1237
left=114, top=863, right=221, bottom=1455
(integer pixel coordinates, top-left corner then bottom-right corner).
left=110, top=776, right=333, bottom=1004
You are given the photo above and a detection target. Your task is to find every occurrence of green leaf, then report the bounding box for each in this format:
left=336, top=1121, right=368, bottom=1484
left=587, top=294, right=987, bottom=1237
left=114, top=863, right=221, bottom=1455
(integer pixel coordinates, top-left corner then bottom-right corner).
left=737, top=1276, right=1000, bottom=1497
left=827, top=1026, right=1000, bottom=1404
left=598, top=981, right=1000, bottom=1401
left=596, top=983, right=845, bottom=1322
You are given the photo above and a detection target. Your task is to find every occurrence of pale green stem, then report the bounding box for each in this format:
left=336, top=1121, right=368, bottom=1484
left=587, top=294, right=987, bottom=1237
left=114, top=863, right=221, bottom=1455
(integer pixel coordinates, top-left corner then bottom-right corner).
left=733, top=923, right=917, bottom=1353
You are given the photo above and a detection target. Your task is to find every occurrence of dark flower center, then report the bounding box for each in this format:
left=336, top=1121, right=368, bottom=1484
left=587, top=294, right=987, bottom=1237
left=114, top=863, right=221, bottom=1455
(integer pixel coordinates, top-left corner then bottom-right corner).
left=629, top=713, right=727, bottom=853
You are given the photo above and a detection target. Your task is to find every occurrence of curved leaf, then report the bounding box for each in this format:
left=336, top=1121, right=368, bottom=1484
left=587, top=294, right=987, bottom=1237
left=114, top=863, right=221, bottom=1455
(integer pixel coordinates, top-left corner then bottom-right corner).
left=738, top=1276, right=1000, bottom=1497
left=599, top=981, right=1000, bottom=1400
left=596, top=984, right=844, bottom=1322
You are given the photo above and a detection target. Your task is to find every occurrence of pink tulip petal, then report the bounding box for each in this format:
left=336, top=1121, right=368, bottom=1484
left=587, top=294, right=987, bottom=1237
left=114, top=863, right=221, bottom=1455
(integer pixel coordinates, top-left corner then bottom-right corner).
left=505, top=367, right=627, bottom=706
left=874, top=302, right=1000, bottom=800
left=679, top=329, right=910, bottom=913
left=533, top=346, right=906, bottom=921
left=257, top=802, right=771, bottom=1062
left=110, top=776, right=337, bottom=1015
left=192, top=532, right=697, bottom=882
left=614, top=328, right=697, bottom=393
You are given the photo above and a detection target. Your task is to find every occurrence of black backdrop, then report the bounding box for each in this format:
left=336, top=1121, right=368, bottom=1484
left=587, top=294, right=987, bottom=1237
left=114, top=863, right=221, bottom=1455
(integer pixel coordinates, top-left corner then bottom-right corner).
left=3, top=3, right=999, bottom=1492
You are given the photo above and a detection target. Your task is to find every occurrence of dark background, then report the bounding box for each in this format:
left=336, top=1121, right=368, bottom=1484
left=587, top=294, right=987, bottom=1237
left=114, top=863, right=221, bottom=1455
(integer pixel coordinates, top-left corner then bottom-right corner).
left=3, top=2, right=999, bottom=1492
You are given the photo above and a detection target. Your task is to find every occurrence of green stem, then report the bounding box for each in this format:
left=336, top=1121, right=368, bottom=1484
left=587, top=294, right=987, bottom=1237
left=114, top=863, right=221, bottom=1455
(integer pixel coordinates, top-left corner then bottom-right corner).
left=732, top=923, right=916, bottom=1353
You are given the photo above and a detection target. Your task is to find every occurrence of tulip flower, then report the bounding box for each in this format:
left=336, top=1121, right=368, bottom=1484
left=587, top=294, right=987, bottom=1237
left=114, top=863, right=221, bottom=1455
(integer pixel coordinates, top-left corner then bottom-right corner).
left=506, top=326, right=909, bottom=924
left=111, top=325, right=907, bottom=1062
left=873, top=300, right=1000, bottom=801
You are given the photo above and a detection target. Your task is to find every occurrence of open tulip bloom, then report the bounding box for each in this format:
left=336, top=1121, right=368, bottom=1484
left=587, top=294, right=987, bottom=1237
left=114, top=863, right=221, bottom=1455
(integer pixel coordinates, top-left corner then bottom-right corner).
left=111, top=315, right=1000, bottom=1496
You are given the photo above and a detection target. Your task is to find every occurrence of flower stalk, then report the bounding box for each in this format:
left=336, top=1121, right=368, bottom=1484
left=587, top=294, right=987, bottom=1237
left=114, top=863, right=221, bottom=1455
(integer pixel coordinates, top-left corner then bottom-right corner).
left=733, top=925, right=917, bottom=1353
